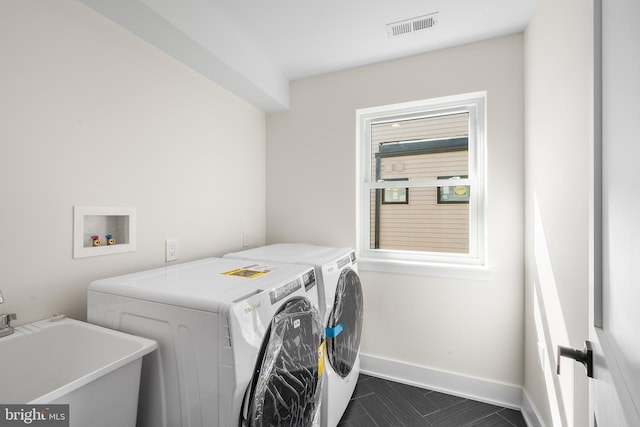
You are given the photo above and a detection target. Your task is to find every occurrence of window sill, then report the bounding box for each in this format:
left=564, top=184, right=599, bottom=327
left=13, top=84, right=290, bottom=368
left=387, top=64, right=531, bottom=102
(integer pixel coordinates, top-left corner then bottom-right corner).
left=358, top=257, right=494, bottom=281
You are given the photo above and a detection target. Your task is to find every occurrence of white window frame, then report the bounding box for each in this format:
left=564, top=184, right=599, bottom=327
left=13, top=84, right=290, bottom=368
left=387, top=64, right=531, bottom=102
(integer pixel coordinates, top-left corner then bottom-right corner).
left=356, top=92, right=489, bottom=277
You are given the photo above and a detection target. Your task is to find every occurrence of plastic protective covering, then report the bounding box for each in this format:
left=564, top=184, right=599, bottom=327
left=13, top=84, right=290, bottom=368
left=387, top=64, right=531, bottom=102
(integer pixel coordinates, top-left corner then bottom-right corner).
left=244, top=297, right=323, bottom=427
left=327, top=268, right=364, bottom=378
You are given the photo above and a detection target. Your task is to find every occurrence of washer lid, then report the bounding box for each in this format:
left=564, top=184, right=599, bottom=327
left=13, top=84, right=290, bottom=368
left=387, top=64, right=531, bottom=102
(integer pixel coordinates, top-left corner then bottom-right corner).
left=225, top=243, right=354, bottom=267
left=88, top=257, right=315, bottom=313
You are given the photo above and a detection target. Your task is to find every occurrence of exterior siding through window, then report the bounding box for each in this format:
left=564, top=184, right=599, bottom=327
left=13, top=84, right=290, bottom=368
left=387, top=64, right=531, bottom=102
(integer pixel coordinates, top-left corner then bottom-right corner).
left=369, top=113, right=470, bottom=253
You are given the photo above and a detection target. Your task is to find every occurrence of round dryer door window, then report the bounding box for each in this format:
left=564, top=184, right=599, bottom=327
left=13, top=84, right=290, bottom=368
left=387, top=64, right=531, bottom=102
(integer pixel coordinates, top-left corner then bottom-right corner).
left=326, top=268, right=364, bottom=378
left=242, top=297, right=323, bottom=427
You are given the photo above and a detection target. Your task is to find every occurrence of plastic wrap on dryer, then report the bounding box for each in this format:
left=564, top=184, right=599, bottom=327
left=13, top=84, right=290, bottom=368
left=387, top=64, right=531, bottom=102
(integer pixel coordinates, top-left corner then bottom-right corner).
left=244, top=298, right=324, bottom=427
left=327, top=268, right=364, bottom=378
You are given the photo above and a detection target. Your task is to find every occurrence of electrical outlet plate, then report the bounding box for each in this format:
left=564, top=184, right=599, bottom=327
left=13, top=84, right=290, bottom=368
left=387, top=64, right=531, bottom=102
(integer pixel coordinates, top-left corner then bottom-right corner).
left=165, top=239, right=178, bottom=262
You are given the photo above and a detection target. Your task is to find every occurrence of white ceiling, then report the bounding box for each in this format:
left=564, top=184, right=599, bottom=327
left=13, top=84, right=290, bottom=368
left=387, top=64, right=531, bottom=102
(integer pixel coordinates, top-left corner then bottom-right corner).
left=80, top=0, right=539, bottom=111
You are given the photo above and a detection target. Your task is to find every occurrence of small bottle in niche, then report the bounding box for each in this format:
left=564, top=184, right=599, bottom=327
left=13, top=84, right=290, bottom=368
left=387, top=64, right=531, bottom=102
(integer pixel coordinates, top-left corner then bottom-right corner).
left=105, top=234, right=115, bottom=245
left=91, top=235, right=101, bottom=246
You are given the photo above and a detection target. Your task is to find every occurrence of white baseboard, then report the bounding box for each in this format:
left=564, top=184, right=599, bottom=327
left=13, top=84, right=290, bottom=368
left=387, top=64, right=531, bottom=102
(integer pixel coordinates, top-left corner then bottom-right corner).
left=359, top=353, right=547, bottom=427
left=520, top=389, right=547, bottom=427
left=359, top=352, right=528, bottom=413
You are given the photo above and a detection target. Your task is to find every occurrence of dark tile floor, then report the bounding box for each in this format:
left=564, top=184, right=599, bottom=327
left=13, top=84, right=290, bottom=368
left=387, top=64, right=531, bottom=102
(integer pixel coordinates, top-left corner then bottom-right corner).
left=339, top=374, right=527, bottom=427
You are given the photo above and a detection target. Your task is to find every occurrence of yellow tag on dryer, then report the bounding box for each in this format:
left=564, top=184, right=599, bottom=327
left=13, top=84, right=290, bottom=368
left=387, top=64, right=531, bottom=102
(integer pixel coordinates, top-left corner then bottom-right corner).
left=221, top=264, right=273, bottom=279
left=318, top=340, right=326, bottom=377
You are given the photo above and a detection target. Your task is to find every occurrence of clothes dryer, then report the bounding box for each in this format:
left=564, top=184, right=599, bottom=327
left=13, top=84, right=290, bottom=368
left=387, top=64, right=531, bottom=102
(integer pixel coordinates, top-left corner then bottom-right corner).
left=87, top=257, right=323, bottom=427
left=224, top=244, right=364, bottom=427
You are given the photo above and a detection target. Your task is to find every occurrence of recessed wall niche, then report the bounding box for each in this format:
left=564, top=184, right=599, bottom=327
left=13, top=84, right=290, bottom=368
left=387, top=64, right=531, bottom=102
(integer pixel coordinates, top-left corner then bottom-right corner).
left=73, top=206, right=136, bottom=258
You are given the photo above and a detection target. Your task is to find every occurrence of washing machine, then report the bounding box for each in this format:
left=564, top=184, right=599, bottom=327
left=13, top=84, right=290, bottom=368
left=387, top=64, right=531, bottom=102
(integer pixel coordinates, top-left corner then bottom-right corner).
left=224, top=244, right=364, bottom=427
left=87, top=257, right=323, bottom=427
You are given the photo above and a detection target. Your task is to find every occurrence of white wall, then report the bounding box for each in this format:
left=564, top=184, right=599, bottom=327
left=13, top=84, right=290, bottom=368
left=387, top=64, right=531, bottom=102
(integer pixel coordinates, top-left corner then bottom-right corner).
left=267, top=35, right=525, bottom=393
left=523, top=0, right=592, bottom=425
left=0, top=0, right=266, bottom=324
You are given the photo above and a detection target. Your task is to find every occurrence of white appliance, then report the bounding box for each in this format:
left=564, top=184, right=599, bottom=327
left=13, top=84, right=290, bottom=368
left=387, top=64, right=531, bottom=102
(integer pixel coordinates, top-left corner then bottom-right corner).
left=224, top=244, right=364, bottom=427
left=87, top=257, right=323, bottom=427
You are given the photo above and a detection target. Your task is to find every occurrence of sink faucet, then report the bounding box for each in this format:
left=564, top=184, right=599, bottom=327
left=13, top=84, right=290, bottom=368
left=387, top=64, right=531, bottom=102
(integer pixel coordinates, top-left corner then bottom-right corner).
left=0, top=289, right=17, bottom=338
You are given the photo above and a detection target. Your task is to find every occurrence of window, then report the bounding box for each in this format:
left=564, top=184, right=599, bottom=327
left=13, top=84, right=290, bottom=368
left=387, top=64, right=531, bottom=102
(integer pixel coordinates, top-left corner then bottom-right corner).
left=381, top=179, right=409, bottom=205
left=356, top=92, right=486, bottom=268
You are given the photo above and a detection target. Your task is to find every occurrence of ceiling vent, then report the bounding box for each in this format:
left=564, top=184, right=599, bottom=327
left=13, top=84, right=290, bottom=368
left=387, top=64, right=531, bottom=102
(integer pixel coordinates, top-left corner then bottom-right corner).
left=386, top=13, right=439, bottom=38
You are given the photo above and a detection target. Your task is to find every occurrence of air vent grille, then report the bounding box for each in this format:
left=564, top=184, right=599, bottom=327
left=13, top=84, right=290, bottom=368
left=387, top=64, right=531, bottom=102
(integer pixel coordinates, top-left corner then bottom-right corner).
left=387, top=13, right=439, bottom=38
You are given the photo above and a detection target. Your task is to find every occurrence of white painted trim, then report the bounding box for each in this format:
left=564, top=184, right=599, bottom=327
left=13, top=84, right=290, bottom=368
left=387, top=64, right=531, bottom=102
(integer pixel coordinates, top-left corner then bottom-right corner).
left=521, top=389, right=547, bottom=427
left=358, top=258, right=495, bottom=280
left=355, top=92, right=488, bottom=268
left=360, top=352, right=549, bottom=426
left=359, top=352, right=522, bottom=410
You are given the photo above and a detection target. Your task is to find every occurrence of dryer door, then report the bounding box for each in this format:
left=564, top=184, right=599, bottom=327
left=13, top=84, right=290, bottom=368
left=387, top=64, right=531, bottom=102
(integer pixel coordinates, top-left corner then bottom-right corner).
left=242, top=297, right=323, bottom=427
left=326, top=268, right=364, bottom=378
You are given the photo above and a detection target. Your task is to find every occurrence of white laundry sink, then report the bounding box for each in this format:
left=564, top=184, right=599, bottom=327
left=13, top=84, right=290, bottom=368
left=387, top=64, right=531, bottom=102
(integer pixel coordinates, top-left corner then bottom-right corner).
left=0, top=316, right=157, bottom=427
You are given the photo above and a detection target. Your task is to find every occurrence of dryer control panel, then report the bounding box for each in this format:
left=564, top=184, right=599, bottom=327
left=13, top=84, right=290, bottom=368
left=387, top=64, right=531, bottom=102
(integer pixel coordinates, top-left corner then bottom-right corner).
left=302, top=269, right=316, bottom=291
left=269, top=268, right=315, bottom=304
left=270, top=278, right=301, bottom=304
